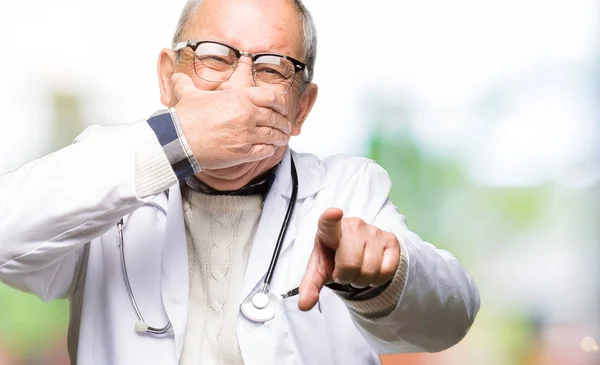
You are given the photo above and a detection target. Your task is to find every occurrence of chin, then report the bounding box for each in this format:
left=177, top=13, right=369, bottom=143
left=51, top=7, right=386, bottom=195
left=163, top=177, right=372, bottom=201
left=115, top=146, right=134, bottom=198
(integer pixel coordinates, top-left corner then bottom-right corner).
left=195, top=147, right=288, bottom=191
left=199, top=164, right=257, bottom=190
left=194, top=163, right=267, bottom=191
left=198, top=176, right=255, bottom=191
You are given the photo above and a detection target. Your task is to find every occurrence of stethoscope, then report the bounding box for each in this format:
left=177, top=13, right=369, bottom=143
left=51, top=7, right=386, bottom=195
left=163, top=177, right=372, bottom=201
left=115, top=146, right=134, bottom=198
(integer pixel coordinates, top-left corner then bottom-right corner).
left=117, top=212, right=173, bottom=336
left=117, top=156, right=299, bottom=336
left=239, top=157, right=298, bottom=322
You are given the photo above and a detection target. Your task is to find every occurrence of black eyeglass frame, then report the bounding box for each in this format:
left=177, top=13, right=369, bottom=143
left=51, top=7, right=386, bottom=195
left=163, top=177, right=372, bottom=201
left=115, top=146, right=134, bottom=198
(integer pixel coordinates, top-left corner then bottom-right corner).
left=173, top=40, right=307, bottom=92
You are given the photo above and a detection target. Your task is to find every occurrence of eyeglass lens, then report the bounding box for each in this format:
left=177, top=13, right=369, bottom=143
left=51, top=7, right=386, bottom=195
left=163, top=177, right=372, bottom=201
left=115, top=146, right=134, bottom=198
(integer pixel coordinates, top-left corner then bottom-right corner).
left=192, top=42, right=297, bottom=93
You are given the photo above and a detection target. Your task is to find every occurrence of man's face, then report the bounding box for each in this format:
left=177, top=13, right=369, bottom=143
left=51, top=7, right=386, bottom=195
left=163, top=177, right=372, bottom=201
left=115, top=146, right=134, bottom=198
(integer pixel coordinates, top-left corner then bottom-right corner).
left=158, top=0, right=317, bottom=191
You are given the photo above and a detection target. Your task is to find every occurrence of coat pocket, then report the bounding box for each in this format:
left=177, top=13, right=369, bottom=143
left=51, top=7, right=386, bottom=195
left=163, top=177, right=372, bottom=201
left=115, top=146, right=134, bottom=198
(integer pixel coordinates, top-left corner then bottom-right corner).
left=279, top=289, right=382, bottom=365
left=279, top=294, right=336, bottom=365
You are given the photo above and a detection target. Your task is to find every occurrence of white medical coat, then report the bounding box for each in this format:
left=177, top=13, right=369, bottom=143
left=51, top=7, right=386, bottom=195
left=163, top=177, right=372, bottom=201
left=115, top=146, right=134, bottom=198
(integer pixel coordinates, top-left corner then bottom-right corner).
left=0, top=122, right=479, bottom=364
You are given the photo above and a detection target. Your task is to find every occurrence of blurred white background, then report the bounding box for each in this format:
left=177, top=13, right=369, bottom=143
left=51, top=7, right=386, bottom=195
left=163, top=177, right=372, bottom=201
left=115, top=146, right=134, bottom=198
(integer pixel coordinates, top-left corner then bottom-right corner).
left=0, top=1, right=598, bottom=364
left=1, top=0, right=597, bottom=184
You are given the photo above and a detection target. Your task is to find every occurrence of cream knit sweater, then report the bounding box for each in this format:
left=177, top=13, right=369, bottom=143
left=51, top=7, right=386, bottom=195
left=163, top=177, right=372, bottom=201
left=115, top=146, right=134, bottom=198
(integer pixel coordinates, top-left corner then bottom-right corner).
left=179, top=190, right=263, bottom=365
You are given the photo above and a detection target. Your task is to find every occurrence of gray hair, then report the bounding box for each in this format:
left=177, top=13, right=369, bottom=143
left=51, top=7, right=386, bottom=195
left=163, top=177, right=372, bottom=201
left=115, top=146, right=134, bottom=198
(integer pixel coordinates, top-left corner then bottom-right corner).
left=171, top=0, right=317, bottom=84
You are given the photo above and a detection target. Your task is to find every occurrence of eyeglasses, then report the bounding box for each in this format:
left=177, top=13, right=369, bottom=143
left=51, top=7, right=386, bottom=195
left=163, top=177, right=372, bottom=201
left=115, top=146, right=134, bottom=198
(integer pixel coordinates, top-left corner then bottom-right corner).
left=174, top=40, right=306, bottom=94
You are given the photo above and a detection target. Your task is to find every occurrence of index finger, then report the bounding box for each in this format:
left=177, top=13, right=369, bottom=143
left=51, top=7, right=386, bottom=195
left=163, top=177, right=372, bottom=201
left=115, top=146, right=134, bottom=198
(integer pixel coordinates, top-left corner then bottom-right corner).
left=246, top=88, right=288, bottom=116
left=255, top=107, right=293, bottom=134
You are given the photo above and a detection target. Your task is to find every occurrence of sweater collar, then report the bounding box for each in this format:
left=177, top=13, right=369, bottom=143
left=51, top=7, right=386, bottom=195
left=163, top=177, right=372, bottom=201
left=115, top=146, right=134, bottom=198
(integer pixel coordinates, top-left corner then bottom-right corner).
left=184, top=165, right=277, bottom=197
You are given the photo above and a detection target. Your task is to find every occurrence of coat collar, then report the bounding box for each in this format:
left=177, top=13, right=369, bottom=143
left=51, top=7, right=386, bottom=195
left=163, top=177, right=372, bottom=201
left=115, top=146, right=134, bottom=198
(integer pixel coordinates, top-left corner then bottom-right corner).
left=273, top=148, right=324, bottom=199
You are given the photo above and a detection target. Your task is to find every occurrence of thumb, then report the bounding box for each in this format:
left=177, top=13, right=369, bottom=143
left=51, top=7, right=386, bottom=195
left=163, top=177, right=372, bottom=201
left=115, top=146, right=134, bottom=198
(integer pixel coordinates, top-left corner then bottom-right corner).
left=315, top=208, right=343, bottom=251
left=171, top=72, right=197, bottom=102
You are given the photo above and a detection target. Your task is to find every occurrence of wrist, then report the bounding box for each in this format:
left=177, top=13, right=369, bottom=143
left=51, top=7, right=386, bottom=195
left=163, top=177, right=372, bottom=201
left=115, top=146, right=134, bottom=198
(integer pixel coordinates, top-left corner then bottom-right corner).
left=146, top=109, right=201, bottom=180
left=326, top=281, right=393, bottom=301
left=168, top=107, right=201, bottom=174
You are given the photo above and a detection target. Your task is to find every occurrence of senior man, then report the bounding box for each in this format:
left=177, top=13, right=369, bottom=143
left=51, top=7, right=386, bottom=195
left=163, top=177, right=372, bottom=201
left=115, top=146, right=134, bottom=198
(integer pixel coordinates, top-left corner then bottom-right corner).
left=0, top=0, right=479, bottom=364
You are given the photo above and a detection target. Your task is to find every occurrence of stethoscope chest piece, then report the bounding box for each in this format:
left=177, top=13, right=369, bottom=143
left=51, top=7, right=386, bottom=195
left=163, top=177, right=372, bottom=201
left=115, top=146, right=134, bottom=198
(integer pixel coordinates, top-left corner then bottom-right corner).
left=240, top=289, right=280, bottom=322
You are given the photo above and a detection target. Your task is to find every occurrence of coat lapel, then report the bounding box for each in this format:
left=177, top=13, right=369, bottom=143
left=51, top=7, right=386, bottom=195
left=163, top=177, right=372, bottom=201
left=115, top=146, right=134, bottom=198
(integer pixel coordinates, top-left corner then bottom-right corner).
left=161, top=185, right=189, bottom=360
left=240, top=149, right=324, bottom=303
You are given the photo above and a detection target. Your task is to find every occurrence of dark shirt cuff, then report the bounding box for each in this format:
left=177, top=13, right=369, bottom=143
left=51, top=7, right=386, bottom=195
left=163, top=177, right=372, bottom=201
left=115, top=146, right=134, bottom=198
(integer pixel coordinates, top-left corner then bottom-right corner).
left=146, top=109, right=200, bottom=180
left=326, top=281, right=393, bottom=301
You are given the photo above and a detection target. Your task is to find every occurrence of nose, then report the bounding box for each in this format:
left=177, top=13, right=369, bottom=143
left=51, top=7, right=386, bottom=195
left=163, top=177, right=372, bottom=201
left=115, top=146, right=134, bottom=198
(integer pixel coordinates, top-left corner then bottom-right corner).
left=218, top=58, right=255, bottom=90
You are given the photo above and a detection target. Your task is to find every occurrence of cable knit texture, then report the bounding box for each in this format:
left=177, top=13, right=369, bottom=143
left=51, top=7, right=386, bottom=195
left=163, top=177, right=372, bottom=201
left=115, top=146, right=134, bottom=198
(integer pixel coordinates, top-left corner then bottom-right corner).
left=179, top=190, right=263, bottom=365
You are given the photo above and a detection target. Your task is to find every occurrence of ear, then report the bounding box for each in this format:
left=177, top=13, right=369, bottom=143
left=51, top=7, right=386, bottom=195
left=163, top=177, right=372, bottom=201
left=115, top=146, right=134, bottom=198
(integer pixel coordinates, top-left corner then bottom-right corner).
left=157, top=48, right=177, bottom=107
left=291, top=83, right=318, bottom=136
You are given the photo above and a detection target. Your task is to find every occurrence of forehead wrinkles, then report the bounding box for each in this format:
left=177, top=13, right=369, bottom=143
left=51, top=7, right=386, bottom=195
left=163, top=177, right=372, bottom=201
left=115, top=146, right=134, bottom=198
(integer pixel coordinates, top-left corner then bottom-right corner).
left=189, top=0, right=304, bottom=58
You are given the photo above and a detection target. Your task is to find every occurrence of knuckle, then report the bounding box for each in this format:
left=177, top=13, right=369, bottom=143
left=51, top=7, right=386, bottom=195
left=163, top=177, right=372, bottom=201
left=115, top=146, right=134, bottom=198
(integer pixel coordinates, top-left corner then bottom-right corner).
left=263, top=89, right=277, bottom=103
left=379, top=266, right=396, bottom=280
left=264, top=127, right=277, bottom=140
left=359, top=267, right=379, bottom=279
left=373, top=227, right=385, bottom=241
left=332, top=271, right=350, bottom=284
left=240, top=92, right=254, bottom=107
left=331, top=272, right=343, bottom=283
left=335, top=261, right=361, bottom=274
left=384, top=232, right=399, bottom=247
left=345, top=217, right=364, bottom=229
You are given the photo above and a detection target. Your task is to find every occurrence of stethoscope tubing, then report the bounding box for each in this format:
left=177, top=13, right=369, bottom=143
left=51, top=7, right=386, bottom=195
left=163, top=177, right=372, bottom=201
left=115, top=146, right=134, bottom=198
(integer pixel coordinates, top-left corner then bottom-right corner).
left=117, top=219, right=172, bottom=335
left=261, top=157, right=298, bottom=292
left=118, top=156, right=298, bottom=330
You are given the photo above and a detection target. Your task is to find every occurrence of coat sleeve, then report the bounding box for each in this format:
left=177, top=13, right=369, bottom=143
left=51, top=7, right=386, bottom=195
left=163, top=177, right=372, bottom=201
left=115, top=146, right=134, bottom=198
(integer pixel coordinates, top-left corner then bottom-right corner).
left=0, top=121, right=176, bottom=301
left=347, top=161, right=480, bottom=353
